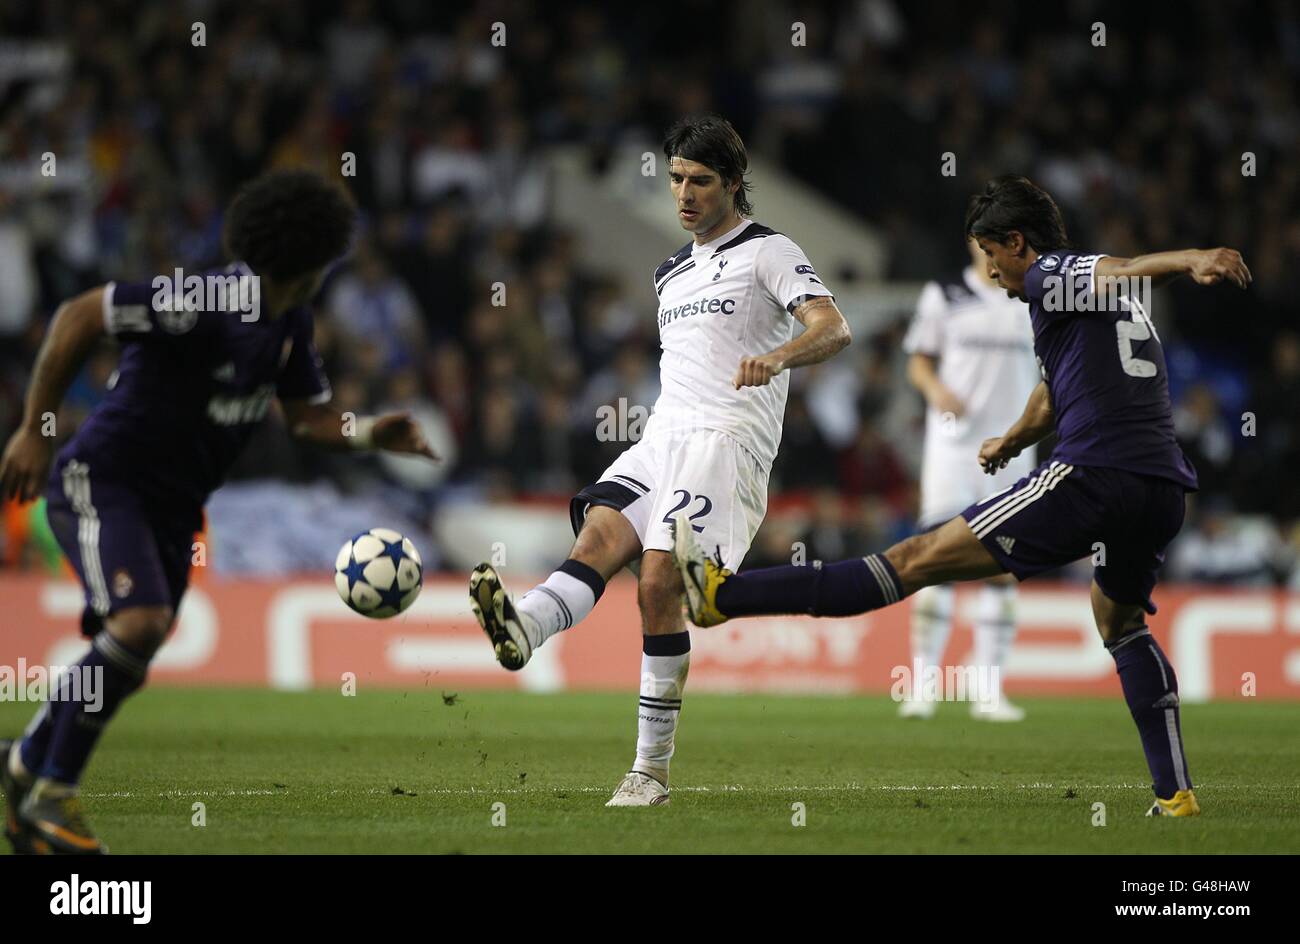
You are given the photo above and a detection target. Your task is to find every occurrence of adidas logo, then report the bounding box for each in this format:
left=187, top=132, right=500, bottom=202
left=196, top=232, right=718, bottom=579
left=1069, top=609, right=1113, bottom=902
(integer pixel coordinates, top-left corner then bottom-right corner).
left=1153, top=692, right=1180, bottom=709
left=995, top=535, right=1016, bottom=554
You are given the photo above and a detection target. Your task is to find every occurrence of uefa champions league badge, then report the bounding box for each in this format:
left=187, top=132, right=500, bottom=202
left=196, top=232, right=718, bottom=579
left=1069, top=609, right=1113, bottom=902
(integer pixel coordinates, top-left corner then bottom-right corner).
left=1039, top=254, right=1061, bottom=271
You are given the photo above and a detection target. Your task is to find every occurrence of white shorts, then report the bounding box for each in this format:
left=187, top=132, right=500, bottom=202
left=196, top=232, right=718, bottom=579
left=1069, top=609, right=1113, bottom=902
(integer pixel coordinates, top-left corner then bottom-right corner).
left=570, top=427, right=769, bottom=570
left=918, top=441, right=1036, bottom=529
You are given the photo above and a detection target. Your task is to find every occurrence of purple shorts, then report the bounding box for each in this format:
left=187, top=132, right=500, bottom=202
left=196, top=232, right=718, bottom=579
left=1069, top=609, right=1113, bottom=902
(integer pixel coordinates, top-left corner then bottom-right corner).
left=960, top=459, right=1188, bottom=614
left=45, top=457, right=200, bottom=636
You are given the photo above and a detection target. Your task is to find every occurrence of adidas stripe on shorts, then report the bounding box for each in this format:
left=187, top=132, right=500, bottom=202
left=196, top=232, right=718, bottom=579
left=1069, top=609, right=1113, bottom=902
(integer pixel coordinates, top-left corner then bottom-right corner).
left=959, top=458, right=1188, bottom=614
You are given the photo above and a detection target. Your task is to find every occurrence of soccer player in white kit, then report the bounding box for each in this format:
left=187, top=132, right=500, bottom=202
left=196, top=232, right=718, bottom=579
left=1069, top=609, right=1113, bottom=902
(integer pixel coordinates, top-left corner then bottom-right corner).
left=898, top=237, right=1040, bottom=721
left=469, top=114, right=851, bottom=805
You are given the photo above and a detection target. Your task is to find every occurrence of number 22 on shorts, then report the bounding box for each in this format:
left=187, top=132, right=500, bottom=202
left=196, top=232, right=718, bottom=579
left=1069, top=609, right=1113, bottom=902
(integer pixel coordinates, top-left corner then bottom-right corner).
left=663, top=489, right=711, bottom=532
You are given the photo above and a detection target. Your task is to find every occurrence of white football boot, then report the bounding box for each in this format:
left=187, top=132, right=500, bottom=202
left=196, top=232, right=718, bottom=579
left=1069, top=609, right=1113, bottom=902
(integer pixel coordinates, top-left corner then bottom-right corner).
left=469, top=563, right=534, bottom=671
left=605, top=771, right=670, bottom=807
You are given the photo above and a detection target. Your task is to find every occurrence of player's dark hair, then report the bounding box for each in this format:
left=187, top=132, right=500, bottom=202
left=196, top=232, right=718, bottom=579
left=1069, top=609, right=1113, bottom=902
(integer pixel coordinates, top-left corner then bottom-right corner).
left=965, top=175, right=1071, bottom=253
left=223, top=169, right=357, bottom=280
left=663, top=114, right=753, bottom=216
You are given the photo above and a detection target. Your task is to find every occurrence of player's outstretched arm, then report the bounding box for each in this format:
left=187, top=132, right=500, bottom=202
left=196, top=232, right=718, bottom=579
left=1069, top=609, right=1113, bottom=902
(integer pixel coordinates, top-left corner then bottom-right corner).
left=732, top=296, right=851, bottom=389
left=978, top=380, right=1053, bottom=474
left=280, top=398, right=439, bottom=460
left=1095, top=248, right=1251, bottom=289
left=0, top=287, right=108, bottom=502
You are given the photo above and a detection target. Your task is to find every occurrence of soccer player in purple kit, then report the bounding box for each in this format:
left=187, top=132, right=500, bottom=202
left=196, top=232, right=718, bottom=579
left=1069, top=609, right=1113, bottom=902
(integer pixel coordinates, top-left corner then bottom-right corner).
left=673, top=176, right=1251, bottom=817
left=0, top=170, right=437, bottom=854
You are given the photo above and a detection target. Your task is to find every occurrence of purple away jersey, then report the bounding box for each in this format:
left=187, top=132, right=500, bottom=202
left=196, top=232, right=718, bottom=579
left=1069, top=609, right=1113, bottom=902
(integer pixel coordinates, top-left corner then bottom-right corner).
left=1023, top=251, right=1198, bottom=490
left=46, top=262, right=331, bottom=632
left=58, top=262, right=331, bottom=510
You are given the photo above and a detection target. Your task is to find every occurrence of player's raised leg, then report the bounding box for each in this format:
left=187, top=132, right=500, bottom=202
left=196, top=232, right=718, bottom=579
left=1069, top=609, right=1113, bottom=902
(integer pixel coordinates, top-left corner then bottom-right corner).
left=678, top=513, right=1003, bottom=627
left=1091, top=583, right=1197, bottom=816
left=471, top=506, right=638, bottom=671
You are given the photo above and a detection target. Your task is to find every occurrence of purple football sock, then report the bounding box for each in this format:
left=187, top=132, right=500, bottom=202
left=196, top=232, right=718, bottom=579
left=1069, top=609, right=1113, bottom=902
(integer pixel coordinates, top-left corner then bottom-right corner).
left=1108, top=628, right=1192, bottom=799
left=716, top=554, right=903, bottom=618
left=34, top=632, right=149, bottom=786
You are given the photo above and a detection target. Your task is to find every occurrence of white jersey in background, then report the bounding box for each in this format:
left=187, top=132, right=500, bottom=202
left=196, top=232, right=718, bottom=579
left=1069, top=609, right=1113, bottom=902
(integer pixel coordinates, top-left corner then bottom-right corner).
left=647, top=219, right=832, bottom=468
left=573, top=218, right=833, bottom=568
left=903, top=266, right=1040, bottom=527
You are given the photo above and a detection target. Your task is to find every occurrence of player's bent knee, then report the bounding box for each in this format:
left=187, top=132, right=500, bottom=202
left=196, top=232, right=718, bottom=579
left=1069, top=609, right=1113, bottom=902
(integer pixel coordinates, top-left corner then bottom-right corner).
left=572, top=506, right=639, bottom=575
left=886, top=518, right=1002, bottom=593
left=1097, top=611, right=1145, bottom=645
left=1090, top=581, right=1146, bottom=644
left=107, top=606, right=174, bottom=655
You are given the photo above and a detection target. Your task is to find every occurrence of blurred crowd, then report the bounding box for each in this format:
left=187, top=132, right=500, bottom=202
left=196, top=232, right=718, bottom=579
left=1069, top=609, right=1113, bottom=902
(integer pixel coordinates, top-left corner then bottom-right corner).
left=2, top=0, right=1299, bottom=584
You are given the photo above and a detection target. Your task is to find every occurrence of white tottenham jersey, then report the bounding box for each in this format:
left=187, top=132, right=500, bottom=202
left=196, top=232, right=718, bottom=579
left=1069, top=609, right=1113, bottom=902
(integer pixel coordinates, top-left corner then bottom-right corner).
left=903, top=266, right=1039, bottom=450
left=647, top=219, right=833, bottom=468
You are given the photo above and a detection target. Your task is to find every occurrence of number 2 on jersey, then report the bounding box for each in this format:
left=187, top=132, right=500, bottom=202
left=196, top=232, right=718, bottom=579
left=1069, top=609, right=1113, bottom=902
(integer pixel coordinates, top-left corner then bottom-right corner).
left=1116, top=298, right=1159, bottom=378
left=663, top=490, right=712, bottom=533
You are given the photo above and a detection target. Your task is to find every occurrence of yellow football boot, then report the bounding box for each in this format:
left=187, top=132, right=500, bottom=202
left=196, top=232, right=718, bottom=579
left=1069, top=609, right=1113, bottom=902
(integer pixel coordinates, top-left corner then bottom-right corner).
left=671, top=513, right=732, bottom=627
left=1146, top=789, right=1201, bottom=817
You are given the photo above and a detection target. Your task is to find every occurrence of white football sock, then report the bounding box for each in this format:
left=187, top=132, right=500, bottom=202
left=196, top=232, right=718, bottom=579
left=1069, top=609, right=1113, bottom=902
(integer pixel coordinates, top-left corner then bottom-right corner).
left=972, top=582, right=1018, bottom=703
left=514, top=560, right=605, bottom=650
left=631, top=633, right=691, bottom=786
left=908, top=584, right=954, bottom=700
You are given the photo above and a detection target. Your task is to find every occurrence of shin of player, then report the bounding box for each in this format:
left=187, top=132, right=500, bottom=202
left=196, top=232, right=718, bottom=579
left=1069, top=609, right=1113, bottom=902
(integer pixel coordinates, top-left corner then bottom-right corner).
left=629, top=554, right=692, bottom=791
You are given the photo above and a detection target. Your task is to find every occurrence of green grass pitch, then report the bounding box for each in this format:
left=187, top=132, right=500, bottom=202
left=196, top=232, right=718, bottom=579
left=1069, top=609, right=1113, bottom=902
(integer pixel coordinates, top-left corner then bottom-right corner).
left=2, top=689, right=1297, bottom=853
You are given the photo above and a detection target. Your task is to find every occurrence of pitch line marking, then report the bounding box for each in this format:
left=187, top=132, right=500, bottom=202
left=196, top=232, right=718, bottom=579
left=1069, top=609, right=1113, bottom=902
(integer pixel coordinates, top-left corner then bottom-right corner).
left=81, top=782, right=1282, bottom=800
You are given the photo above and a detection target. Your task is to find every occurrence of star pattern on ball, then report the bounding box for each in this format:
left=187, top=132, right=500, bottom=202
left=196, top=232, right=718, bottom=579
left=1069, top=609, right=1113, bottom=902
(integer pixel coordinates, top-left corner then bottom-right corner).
left=380, top=538, right=406, bottom=569
left=342, top=554, right=367, bottom=590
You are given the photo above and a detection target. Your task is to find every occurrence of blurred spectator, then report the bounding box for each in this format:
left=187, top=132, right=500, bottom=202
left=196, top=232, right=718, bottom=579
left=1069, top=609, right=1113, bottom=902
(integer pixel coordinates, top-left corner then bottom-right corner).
left=770, top=393, right=838, bottom=492
left=837, top=421, right=909, bottom=504
left=1174, top=383, right=1235, bottom=495
left=1168, top=500, right=1288, bottom=586
left=744, top=516, right=804, bottom=569
left=801, top=488, right=856, bottom=562
left=325, top=242, right=427, bottom=372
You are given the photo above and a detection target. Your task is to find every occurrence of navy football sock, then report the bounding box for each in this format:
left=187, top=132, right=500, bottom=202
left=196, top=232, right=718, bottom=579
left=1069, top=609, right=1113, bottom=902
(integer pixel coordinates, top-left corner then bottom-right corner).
left=716, top=554, right=903, bottom=618
left=19, top=652, right=96, bottom=775
left=37, top=632, right=149, bottom=786
left=1108, top=627, right=1192, bottom=799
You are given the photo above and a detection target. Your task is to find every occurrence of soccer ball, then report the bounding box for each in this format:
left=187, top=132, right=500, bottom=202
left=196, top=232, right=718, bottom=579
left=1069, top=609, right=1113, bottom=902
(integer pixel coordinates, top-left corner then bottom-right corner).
left=334, top=528, right=423, bottom=618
